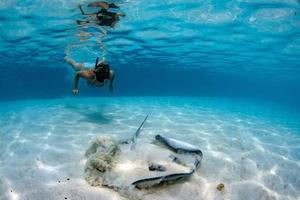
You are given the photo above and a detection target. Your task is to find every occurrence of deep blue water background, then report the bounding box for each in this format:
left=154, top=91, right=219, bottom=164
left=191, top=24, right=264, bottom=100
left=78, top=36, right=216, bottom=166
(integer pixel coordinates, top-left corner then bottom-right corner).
left=0, top=0, right=300, bottom=110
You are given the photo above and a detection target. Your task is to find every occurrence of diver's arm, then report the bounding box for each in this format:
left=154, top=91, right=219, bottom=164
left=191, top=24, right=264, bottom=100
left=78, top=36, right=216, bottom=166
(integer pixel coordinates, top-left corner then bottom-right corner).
left=109, top=70, right=114, bottom=92
left=96, top=26, right=107, bottom=36
left=73, top=72, right=81, bottom=95
left=73, top=70, right=95, bottom=95
left=116, top=12, right=126, bottom=17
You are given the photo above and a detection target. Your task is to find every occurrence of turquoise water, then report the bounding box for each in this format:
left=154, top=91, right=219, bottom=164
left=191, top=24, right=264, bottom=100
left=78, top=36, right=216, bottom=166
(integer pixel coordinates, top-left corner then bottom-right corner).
left=1, top=0, right=300, bottom=102
left=0, top=0, right=300, bottom=200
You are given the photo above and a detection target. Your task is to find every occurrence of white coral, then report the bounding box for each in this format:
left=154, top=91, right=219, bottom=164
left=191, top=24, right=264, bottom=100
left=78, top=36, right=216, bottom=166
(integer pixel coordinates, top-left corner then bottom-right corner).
left=84, top=136, right=119, bottom=186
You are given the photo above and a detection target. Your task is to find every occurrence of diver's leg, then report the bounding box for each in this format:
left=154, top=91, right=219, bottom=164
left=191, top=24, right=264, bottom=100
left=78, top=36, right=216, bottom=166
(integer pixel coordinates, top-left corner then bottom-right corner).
left=64, top=42, right=86, bottom=71
left=79, top=5, right=85, bottom=15
left=64, top=51, right=85, bottom=71
left=78, top=5, right=95, bottom=16
left=88, top=2, right=110, bottom=10
left=65, top=57, right=85, bottom=71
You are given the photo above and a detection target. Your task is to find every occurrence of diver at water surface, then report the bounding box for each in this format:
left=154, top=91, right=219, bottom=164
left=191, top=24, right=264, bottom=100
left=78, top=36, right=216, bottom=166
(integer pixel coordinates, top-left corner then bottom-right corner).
left=65, top=56, right=115, bottom=95
left=77, top=3, right=125, bottom=28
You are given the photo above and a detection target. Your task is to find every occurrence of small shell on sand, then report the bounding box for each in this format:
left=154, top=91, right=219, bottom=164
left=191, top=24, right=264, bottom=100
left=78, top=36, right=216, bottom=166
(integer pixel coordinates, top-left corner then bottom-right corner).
left=217, top=183, right=225, bottom=192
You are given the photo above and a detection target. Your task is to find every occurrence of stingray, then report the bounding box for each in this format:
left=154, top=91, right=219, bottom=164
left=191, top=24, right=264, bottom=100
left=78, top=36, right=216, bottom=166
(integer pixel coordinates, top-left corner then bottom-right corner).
left=128, top=116, right=203, bottom=189
left=84, top=115, right=203, bottom=194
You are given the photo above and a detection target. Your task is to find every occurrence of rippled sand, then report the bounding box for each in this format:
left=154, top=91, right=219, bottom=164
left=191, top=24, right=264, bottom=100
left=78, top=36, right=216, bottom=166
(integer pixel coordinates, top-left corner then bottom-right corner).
left=0, top=97, right=299, bottom=200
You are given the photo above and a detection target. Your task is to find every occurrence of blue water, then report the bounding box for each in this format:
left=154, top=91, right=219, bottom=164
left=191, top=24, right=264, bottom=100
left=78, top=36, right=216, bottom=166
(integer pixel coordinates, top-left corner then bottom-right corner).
left=1, top=0, right=300, bottom=102
left=0, top=0, right=300, bottom=200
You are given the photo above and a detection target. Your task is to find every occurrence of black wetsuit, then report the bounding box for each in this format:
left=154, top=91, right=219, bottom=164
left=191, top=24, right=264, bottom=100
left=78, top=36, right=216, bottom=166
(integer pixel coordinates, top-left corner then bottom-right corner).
left=95, top=62, right=110, bottom=82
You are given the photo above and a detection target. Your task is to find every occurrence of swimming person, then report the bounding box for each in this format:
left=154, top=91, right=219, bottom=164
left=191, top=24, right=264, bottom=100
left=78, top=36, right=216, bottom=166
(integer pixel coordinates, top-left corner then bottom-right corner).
left=65, top=56, right=115, bottom=95
left=77, top=4, right=125, bottom=28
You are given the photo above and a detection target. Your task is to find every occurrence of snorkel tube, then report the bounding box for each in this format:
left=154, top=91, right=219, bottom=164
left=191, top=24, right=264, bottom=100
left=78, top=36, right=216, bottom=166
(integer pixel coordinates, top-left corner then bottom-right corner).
left=95, top=57, right=99, bottom=68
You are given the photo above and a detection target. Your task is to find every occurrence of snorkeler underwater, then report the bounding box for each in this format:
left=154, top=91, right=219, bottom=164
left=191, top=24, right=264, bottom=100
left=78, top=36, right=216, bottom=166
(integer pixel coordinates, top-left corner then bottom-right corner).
left=0, top=0, right=300, bottom=200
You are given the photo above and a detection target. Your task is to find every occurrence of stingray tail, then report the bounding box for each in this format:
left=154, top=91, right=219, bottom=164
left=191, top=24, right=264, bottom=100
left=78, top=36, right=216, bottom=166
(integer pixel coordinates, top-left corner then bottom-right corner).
left=130, top=115, right=148, bottom=150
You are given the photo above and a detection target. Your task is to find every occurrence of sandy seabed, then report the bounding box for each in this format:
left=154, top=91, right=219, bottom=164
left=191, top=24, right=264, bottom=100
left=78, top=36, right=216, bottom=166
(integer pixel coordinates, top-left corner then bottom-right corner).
left=0, top=97, right=299, bottom=200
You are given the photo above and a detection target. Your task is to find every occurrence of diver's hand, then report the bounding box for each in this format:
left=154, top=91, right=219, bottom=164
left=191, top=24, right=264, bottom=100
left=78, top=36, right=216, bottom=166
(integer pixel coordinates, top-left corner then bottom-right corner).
left=72, top=89, right=78, bottom=96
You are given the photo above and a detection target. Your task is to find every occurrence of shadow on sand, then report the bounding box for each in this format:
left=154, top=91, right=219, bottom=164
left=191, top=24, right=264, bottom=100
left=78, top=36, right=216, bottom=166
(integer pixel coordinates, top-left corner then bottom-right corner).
left=80, top=111, right=112, bottom=124
left=64, top=104, right=113, bottom=124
